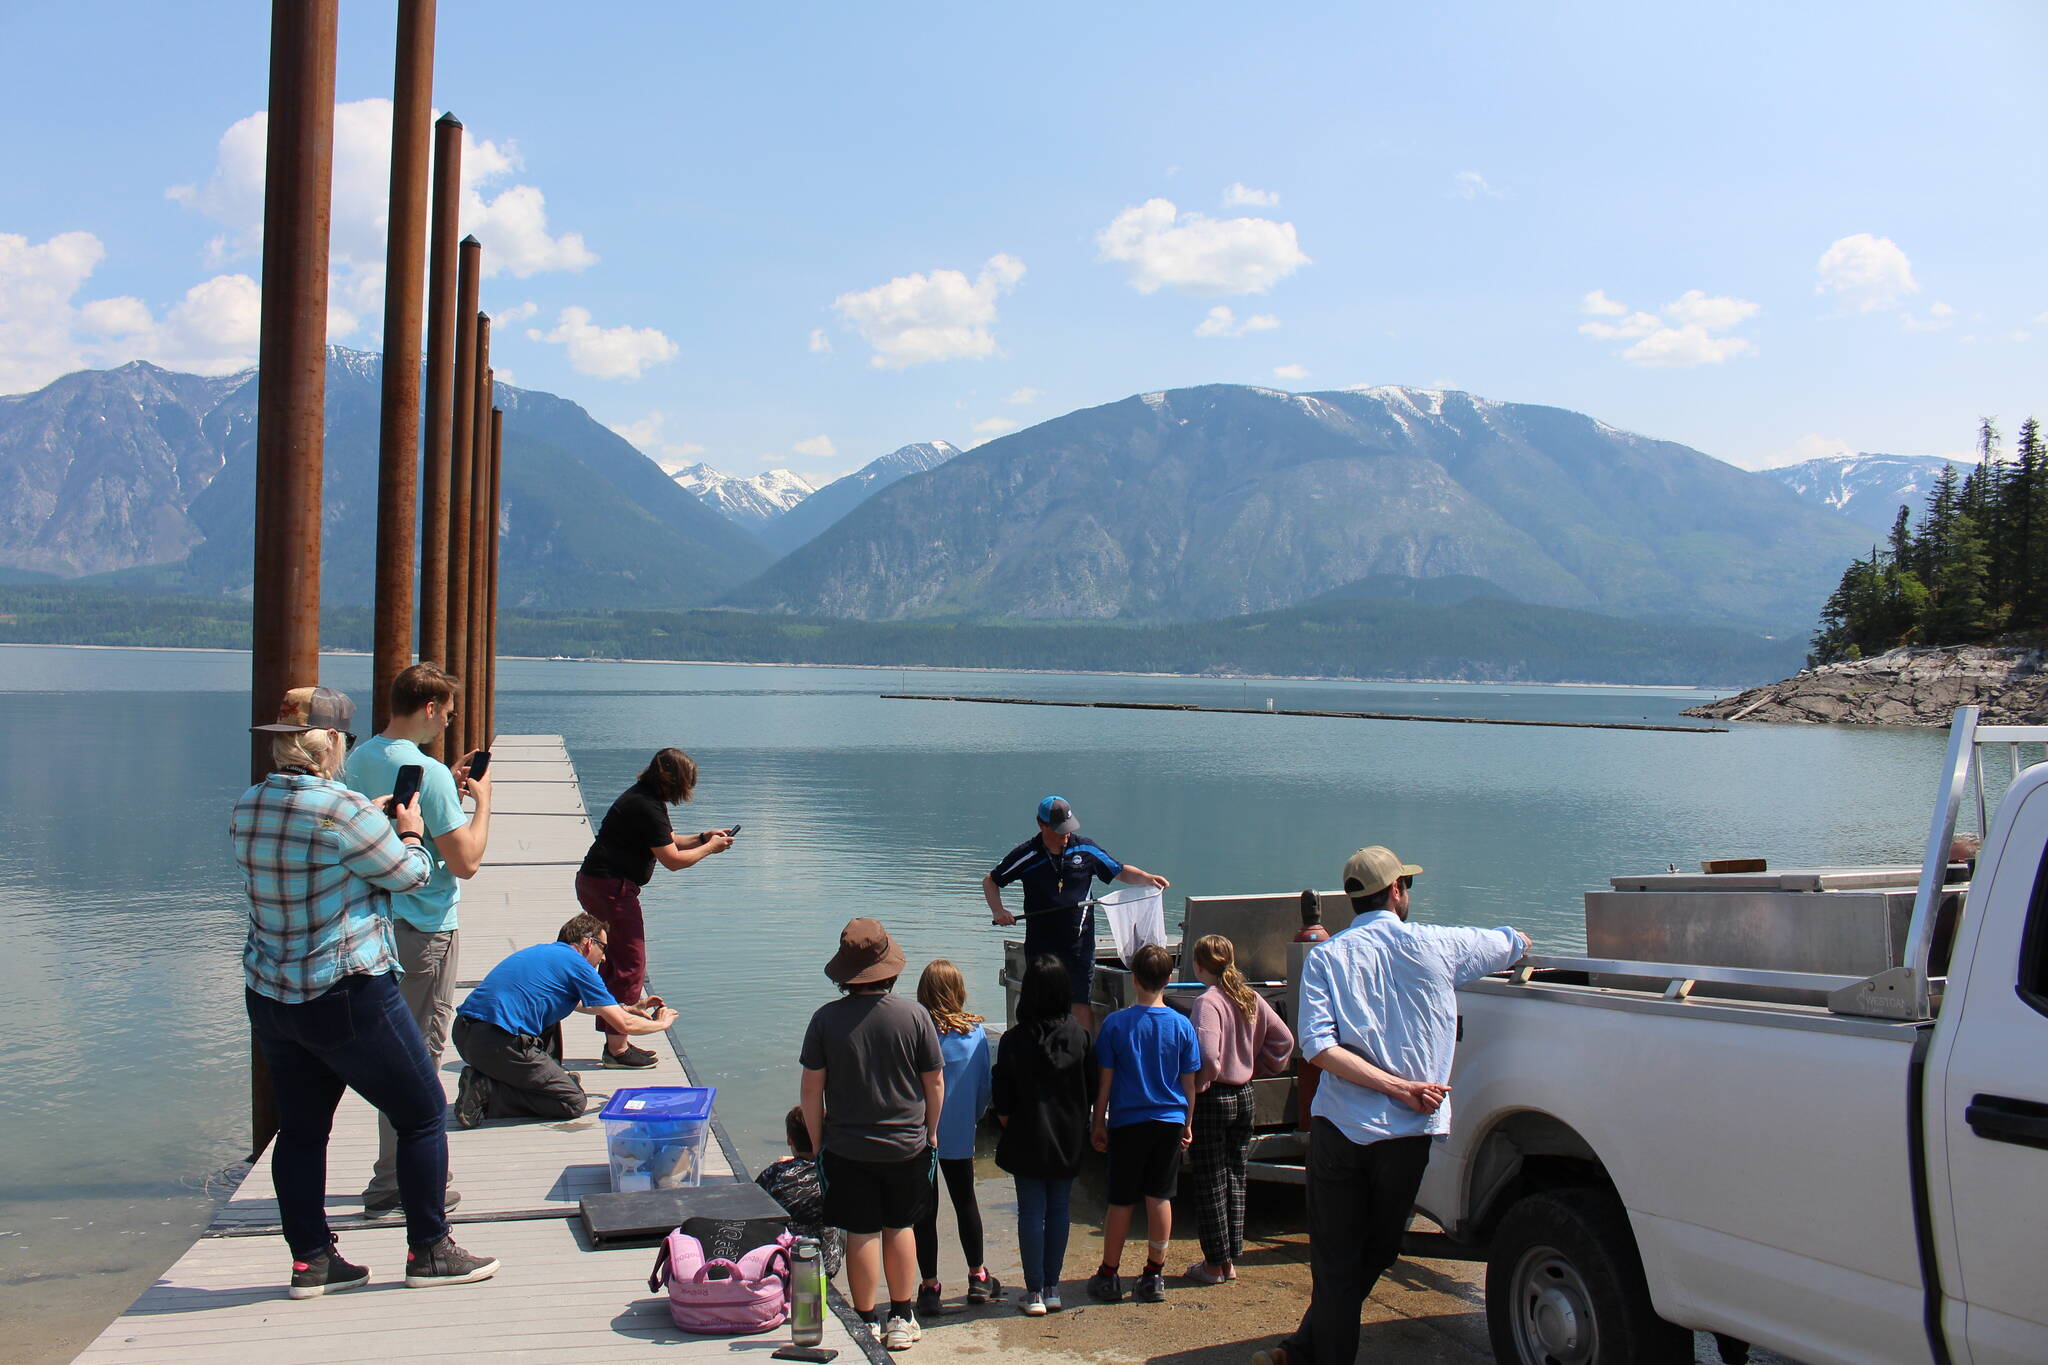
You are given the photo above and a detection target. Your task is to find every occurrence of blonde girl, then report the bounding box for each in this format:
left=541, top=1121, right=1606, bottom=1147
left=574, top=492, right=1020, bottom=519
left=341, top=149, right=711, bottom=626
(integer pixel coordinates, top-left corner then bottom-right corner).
left=913, top=960, right=1000, bottom=1313
left=1185, top=934, right=1294, bottom=1283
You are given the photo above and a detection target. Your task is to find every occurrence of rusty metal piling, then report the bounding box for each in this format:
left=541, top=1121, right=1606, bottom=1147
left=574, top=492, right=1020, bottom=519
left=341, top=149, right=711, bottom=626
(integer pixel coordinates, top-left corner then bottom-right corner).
left=417, top=113, right=463, bottom=747
left=445, top=239, right=480, bottom=760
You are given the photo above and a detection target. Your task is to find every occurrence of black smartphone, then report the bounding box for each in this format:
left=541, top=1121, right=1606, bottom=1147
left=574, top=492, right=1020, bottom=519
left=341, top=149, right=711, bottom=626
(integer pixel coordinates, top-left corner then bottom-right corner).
left=466, top=749, right=491, bottom=780
left=392, top=764, right=423, bottom=814
left=726, top=824, right=741, bottom=837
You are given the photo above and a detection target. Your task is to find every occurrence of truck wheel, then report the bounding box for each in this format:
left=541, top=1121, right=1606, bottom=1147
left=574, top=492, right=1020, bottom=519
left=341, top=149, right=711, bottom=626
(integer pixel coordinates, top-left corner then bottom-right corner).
left=1485, top=1187, right=1691, bottom=1365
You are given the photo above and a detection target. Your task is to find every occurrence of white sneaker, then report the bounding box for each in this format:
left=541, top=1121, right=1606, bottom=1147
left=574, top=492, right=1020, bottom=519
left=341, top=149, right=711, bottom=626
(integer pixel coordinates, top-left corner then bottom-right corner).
left=1021, top=1288, right=1047, bottom=1316
left=884, top=1314, right=922, bottom=1350
left=1043, top=1284, right=1062, bottom=1311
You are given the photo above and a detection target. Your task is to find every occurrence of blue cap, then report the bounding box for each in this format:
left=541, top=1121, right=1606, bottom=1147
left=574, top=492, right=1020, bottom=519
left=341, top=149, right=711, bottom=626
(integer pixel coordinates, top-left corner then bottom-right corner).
left=1036, top=795, right=1079, bottom=834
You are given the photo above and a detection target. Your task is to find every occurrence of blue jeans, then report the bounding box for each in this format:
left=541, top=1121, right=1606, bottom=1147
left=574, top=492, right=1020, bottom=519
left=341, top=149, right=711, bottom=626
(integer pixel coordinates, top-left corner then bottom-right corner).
left=246, top=972, right=450, bottom=1256
left=1013, top=1175, right=1074, bottom=1292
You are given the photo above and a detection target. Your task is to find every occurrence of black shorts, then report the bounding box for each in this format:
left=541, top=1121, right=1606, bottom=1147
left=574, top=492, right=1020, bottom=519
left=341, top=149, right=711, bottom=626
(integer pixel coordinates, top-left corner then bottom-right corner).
left=1105, top=1120, right=1185, bottom=1206
left=819, top=1146, right=934, bottom=1235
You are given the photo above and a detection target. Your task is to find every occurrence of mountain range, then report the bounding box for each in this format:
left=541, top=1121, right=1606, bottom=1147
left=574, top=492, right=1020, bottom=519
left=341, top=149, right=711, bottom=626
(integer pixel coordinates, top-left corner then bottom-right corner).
left=1, top=359, right=1909, bottom=643
left=1761, top=453, right=1971, bottom=533
left=728, top=384, right=1869, bottom=633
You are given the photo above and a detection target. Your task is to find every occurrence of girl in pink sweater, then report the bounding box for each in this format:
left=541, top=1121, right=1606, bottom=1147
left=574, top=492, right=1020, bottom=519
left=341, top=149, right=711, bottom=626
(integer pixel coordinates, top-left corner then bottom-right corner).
left=1185, top=934, right=1294, bottom=1284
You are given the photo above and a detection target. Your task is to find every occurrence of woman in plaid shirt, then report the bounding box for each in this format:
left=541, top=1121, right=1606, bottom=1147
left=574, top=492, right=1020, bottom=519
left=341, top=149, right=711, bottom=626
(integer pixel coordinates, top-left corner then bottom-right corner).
left=232, top=685, right=500, bottom=1299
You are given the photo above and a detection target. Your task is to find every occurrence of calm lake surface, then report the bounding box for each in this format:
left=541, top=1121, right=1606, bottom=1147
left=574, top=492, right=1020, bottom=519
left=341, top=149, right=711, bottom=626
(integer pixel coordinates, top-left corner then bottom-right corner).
left=0, top=645, right=1954, bottom=1356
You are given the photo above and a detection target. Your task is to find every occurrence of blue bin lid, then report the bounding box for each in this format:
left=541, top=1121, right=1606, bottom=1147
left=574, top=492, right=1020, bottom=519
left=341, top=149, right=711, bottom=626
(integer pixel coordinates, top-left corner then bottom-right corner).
left=599, top=1086, right=716, bottom=1124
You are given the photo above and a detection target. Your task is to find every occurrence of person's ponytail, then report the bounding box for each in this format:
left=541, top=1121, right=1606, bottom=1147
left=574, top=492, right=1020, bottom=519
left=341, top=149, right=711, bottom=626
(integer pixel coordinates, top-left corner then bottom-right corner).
left=1194, top=934, right=1257, bottom=1023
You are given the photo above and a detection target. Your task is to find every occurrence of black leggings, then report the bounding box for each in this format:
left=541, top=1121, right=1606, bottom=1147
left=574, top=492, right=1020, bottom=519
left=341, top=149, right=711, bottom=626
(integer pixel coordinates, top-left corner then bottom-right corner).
left=913, top=1156, right=984, bottom=1280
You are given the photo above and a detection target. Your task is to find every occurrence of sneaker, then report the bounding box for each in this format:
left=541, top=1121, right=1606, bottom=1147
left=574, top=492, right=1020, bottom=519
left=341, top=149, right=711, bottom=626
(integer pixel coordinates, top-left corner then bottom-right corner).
left=915, top=1284, right=945, bottom=1319
left=403, top=1235, right=500, bottom=1288
left=1135, top=1269, right=1166, bottom=1302
left=455, top=1067, right=490, bottom=1128
left=602, top=1043, right=658, bottom=1069
left=883, top=1314, right=922, bottom=1350
left=287, top=1239, right=369, bottom=1299
left=1020, top=1288, right=1046, bottom=1316
left=966, top=1270, right=1003, bottom=1305
left=1043, top=1285, right=1062, bottom=1311
left=363, top=1187, right=460, bottom=1219
left=1250, top=1349, right=1289, bottom=1365
left=1185, top=1259, right=1228, bottom=1285
left=1225, top=1263, right=1238, bottom=1281
left=1085, top=1269, right=1123, bottom=1303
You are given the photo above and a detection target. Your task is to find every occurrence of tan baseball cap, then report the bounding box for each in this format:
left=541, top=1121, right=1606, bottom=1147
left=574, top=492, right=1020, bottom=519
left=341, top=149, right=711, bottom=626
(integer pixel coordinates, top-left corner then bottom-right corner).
left=1343, top=845, right=1423, bottom=898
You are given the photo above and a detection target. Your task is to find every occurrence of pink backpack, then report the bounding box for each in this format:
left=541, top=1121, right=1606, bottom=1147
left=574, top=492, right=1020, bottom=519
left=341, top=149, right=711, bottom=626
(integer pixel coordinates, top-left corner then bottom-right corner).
left=647, top=1228, right=795, bottom=1334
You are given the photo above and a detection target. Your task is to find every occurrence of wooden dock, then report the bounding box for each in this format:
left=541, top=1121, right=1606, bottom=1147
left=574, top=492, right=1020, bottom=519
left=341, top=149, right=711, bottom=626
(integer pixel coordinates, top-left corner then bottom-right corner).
left=76, top=737, right=878, bottom=1364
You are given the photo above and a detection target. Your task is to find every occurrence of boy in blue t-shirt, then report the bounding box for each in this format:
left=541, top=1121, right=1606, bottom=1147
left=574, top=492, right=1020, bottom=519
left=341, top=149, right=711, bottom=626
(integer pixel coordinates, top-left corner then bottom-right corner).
left=1087, top=943, right=1201, bottom=1305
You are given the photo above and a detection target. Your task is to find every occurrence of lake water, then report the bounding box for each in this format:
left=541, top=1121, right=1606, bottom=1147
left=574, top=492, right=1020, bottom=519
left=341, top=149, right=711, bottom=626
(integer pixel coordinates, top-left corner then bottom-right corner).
left=0, top=645, right=1956, bottom=1359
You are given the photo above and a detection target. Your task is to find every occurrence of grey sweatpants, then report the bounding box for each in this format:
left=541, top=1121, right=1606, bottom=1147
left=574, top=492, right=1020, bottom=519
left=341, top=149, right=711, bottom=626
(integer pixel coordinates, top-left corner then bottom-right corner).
left=362, top=923, right=459, bottom=1200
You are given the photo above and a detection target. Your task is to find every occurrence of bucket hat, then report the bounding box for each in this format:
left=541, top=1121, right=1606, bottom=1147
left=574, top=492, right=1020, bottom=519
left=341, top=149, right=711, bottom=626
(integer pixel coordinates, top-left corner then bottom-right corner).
left=824, top=917, right=906, bottom=985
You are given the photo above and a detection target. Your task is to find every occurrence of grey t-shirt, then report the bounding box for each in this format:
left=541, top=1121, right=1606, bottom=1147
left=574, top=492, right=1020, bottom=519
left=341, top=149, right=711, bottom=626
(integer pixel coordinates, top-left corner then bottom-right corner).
left=799, top=992, right=943, bottom=1162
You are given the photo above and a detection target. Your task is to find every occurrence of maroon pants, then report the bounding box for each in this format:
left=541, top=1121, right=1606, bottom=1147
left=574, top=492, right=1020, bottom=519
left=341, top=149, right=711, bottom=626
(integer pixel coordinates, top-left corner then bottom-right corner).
left=575, top=873, right=646, bottom=1037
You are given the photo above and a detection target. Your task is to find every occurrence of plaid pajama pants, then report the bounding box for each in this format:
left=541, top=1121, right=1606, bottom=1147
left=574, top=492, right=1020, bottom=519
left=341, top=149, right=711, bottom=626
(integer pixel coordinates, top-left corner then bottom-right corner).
left=1188, top=1080, right=1257, bottom=1264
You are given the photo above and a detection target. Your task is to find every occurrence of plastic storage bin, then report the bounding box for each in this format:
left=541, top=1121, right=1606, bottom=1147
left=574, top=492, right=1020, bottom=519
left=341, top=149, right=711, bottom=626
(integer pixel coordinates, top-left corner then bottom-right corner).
left=600, top=1086, right=716, bottom=1192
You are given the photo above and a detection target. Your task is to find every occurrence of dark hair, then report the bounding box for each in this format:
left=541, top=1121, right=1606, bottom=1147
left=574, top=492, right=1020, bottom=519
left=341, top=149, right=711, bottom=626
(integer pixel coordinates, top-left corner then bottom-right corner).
left=1345, top=873, right=1409, bottom=913
left=390, top=662, right=459, bottom=718
left=840, top=976, right=897, bottom=996
left=638, top=747, right=698, bottom=805
left=1131, top=942, right=1174, bottom=992
left=784, top=1105, right=812, bottom=1157
left=1016, top=953, right=1072, bottom=1024
left=557, top=912, right=606, bottom=946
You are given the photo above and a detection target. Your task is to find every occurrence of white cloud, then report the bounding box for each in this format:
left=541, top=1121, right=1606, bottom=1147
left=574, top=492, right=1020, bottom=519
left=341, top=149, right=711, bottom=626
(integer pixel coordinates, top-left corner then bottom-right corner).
left=1578, top=288, right=1759, bottom=367
left=967, top=416, right=1020, bottom=448
left=0, top=230, right=266, bottom=393
left=608, top=410, right=705, bottom=471
left=1451, top=171, right=1503, bottom=199
left=1902, top=300, right=1955, bottom=333
left=1815, top=233, right=1917, bottom=313
left=1194, top=305, right=1280, bottom=339
left=808, top=327, right=832, bottom=354
left=493, top=300, right=539, bottom=325
left=165, top=98, right=595, bottom=343
left=792, top=435, right=836, bottom=458
left=1273, top=363, right=1309, bottom=381
left=1005, top=387, right=1041, bottom=405
left=530, top=306, right=677, bottom=380
left=1784, top=434, right=1855, bottom=463
left=1223, top=183, right=1278, bottom=208
left=1097, top=198, right=1309, bottom=297
left=831, top=254, right=1025, bottom=369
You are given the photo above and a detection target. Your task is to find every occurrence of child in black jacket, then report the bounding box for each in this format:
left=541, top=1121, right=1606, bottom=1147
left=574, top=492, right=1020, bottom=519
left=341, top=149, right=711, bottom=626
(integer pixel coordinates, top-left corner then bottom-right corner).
left=991, top=954, right=1095, bottom=1315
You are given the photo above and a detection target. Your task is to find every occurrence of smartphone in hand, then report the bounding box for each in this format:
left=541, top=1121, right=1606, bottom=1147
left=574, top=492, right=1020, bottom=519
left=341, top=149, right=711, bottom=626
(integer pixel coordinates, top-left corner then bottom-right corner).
left=466, top=750, right=491, bottom=780
left=726, top=824, right=741, bottom=837
left=392, top=764, right=424, bottom=815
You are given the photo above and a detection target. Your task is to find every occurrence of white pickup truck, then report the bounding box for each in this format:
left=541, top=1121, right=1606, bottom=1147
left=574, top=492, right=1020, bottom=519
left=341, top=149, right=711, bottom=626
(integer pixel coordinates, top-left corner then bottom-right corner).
left=1415, top=707, right=2048, bottom=1365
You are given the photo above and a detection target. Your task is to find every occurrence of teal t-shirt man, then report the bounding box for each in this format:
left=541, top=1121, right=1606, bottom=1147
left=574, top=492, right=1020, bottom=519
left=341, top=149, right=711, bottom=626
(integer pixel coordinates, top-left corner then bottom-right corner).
left=344, top=735, right=468, bottom=932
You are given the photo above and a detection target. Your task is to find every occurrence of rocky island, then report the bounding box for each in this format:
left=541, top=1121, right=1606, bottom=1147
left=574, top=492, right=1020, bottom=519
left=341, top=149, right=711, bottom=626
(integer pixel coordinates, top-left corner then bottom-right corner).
left=1685, top=645, right=2048, bottom=726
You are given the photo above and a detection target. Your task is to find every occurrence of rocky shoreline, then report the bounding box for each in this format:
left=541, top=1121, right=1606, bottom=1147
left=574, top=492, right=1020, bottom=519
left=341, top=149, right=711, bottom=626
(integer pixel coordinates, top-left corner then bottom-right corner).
left=1684, top=645, right=2048, bottom=726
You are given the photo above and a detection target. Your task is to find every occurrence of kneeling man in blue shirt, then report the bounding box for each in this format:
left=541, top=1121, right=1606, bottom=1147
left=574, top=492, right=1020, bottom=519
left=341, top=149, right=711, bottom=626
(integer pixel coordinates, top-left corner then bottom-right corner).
left=451, top=913, right=677, bottom=1126
left=1256, top=847, right=1529, bottom=1365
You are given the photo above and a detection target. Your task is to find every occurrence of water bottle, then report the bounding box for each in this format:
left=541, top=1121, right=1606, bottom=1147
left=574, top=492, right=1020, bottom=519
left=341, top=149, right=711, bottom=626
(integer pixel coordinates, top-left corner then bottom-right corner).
left=790, top=1237, right=825, bottom=1346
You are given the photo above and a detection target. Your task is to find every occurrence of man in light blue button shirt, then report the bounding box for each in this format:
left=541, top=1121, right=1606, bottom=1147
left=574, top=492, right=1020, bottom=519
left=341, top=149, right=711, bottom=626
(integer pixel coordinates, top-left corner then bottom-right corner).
left=1257, top=846, right=1528, bottom=1365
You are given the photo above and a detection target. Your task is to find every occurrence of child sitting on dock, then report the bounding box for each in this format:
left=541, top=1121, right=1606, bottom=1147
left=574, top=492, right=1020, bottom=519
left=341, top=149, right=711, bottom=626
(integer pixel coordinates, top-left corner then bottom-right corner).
left=912, top=959, right=999, bottom=1317
left=755, top=1106, right=844, bottom=1276
left=1087, top=942, right=1202, bottom=1306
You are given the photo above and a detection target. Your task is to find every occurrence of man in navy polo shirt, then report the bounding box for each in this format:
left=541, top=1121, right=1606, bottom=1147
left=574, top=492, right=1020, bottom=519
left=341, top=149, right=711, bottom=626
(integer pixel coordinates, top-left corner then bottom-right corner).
left=449, top=913, right=677, bottom=1126
left=983, top=796, right=1171, bottom=1028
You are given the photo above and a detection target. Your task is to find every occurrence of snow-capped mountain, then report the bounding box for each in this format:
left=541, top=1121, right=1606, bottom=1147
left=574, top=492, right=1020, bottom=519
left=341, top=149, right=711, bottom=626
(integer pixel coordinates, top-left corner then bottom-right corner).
left=1763, top=453, right=1972, bottom=533
left=762, top=441, right=961, bottom=553
left=671, top=463, right=817, bottom=530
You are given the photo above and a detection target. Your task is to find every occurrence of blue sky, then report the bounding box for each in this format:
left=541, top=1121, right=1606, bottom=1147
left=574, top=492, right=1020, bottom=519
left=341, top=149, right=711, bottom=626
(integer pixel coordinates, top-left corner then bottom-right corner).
left=3, top=1, right=2041, bottom=486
